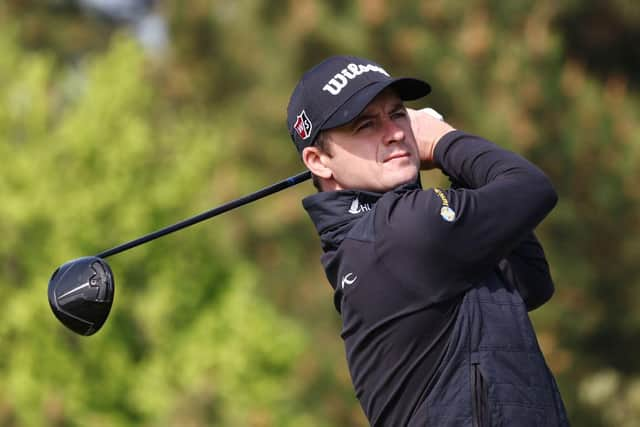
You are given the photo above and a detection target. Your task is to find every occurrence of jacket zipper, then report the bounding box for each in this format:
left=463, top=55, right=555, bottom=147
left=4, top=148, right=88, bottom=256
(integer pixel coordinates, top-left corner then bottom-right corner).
left=472, top=362, right=488, bottom=427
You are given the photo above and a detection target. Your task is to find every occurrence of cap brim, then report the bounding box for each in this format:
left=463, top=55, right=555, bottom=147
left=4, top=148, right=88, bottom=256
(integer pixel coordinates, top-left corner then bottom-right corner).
left=322, top=77, right=431, bottom=130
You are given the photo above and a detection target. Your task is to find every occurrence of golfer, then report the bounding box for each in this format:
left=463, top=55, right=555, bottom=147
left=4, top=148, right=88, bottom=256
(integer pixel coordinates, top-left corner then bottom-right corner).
left=287, top=55, right=569, bottom=426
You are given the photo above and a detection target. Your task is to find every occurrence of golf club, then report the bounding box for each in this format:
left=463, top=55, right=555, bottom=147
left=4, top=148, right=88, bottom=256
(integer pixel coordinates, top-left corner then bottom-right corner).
left=48, top=170, right=311, bottom=336
left=48, top=107, right=443, bottom=336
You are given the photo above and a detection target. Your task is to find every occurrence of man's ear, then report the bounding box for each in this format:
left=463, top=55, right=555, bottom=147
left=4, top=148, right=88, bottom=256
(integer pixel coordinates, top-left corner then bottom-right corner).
left=302, top=146, right=333, bottom=179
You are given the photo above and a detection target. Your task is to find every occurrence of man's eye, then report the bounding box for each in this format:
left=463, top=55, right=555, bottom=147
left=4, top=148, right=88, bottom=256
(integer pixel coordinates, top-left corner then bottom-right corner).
left=356, top=121, right=373, bottom=132
left=392, top=110, right=407, bottom=119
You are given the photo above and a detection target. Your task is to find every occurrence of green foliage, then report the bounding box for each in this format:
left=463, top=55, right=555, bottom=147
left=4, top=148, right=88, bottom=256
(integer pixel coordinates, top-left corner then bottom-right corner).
left=1, top=1, right=640, bottom=426
left=0, top=32, right=312, bottom=426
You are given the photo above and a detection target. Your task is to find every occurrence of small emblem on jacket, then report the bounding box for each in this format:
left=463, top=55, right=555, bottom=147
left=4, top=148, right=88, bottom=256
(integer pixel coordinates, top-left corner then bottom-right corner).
left=440, top=206, right=456, bottom=222
left=348, top=198, right=371, bottom=214
left=341, top=272, right=358, bottom=288
left=433, top=188, right=456, bottom=222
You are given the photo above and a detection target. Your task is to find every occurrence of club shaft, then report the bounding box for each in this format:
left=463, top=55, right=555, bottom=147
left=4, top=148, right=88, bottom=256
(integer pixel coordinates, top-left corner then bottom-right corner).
left=96, top=171, right=311, bottom=259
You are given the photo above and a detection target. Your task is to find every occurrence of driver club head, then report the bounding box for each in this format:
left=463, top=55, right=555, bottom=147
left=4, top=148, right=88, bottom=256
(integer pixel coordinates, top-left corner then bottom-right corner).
left=48, top=256, right=115, bottom=336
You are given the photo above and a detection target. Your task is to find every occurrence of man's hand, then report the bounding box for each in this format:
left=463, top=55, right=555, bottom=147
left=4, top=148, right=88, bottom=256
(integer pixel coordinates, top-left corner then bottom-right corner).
left=407, top=108, right=456, bottom=170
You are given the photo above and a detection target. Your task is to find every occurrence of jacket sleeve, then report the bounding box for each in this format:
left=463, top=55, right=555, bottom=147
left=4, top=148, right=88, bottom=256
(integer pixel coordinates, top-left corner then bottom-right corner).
left=432, top=130, right=558, bottom=279
left=498, top=232, right=555, bottom=311
left=376, top=131, right=558, bottom=303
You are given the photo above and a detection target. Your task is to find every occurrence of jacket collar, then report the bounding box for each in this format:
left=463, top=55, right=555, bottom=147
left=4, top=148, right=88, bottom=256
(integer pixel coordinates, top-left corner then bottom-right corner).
left=302, top=180, right=421, bottom=251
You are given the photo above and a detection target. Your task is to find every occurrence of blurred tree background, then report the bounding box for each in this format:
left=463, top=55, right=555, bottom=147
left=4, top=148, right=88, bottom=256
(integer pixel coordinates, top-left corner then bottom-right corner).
left=1, top=0, right=639, bottom=425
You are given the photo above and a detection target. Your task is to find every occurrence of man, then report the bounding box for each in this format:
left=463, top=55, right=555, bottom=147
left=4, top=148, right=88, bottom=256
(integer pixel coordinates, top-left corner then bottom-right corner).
left=287, top=55, right=569, bottom=426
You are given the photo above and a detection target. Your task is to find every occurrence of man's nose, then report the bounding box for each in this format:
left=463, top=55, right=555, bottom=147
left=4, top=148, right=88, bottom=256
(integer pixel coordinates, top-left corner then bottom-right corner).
left=382, top=117, right=405, bottom=145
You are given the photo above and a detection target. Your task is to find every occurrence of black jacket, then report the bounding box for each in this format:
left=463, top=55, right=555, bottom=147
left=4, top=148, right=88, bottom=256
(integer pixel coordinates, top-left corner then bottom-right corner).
left=303, top=131, right=569, bottom=426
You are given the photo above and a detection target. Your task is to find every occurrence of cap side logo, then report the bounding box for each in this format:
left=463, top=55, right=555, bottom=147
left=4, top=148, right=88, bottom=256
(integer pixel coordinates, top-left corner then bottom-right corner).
left=294, top=110, right=312, bottom=140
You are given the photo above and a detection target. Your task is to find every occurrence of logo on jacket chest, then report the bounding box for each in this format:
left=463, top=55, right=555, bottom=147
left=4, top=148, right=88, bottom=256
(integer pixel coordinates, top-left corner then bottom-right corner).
left=341, top=272, right=358, bottom=289
left=348, top=198, right=371, bottom=215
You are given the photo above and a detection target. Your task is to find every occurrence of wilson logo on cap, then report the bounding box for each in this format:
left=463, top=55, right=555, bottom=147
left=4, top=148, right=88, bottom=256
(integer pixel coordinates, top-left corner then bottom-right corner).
left=294, top=110, right=312, bottom=140
left=322, top=63, right=390, bottom=95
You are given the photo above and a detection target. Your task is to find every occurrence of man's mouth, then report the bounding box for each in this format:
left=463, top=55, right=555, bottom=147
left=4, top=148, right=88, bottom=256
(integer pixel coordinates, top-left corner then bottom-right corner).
left=384, top=152, right=410, bottom=163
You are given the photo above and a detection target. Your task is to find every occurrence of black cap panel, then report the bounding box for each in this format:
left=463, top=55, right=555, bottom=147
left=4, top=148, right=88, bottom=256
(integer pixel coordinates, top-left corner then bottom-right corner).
left=323, top=78, right=431, bottom=130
